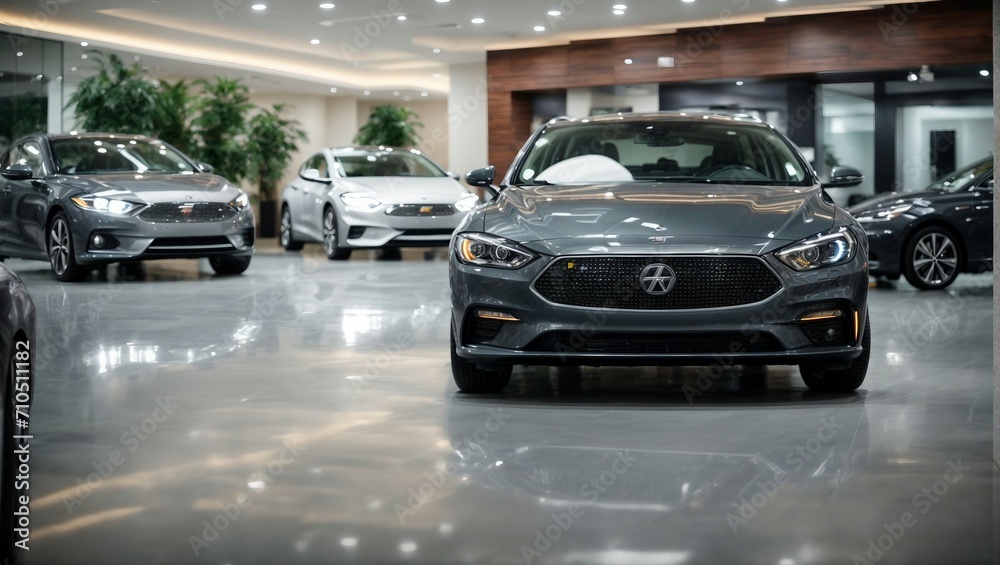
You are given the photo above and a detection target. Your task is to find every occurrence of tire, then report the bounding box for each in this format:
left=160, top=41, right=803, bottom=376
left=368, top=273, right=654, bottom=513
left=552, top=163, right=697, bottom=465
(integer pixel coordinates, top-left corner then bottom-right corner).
left=48, top=211, right=89, bottom=282
left=209, top=255, right=252, bottom=276
left=322, top=207, right=351, bottom=261
left=902, top=226, right=960, bottom=290
left=280, top=205, right=304, bottom=251
left=450, top=321, right=511, bottom=393
left=800, top=316, right=871, bottom=392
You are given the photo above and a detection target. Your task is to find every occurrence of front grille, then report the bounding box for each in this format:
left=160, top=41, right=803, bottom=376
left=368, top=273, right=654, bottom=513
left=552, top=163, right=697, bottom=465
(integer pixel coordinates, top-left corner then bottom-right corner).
left=533, top=256, right=781, bottom=310
left=146, top=236, right=234, bottom=253
left=399, top=229, right=455, bottom=237
left=386, top=204, right=455, bottom=217
left=139, top=202, right=237, bottom=223
left=526, top=332, right=783, bottom=354
left=464, top=317, right=505, bottom=345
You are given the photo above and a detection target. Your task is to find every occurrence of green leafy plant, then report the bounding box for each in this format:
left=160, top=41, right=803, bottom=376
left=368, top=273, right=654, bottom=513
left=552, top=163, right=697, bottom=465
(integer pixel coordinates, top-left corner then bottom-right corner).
left=247, top=104, right=307, bottom=201
left=190, top=77, right=253, bottom=182
left=0, top=92, right=46, bottom=148
left=354, top=104, right=423, bottom=147
left=66, top=52, right=165, bottom=135
left=157, top=79, right=195, bottom=155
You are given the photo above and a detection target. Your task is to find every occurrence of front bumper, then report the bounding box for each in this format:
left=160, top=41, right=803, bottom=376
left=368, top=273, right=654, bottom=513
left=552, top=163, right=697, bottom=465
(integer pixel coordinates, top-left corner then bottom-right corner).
left=339, top=206, right=468, bottom=248
left=860, top=218, right=910, bottom=276
left=70, top=205, right=256, bottom=264
left=450, top=251, right=869, bottom=368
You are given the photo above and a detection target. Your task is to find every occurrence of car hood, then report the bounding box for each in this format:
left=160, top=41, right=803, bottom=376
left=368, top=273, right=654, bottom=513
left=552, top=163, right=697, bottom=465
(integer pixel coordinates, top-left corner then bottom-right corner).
left=485, top=183, right=837, bottom=256
left=339, top=177, right=472, bottom=204
left=56, top=173, right=243, bottom=205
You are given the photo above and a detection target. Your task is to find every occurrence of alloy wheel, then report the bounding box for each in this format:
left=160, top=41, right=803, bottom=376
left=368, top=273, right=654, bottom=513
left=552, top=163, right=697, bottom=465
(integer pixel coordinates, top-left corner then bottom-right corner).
left=280, top=209, right=292, bottom=248
left=323, top=210, right=336, bottom=256
left=912, top=232, right=957, bottom=287
left=49, top=217, right=71, bottom=276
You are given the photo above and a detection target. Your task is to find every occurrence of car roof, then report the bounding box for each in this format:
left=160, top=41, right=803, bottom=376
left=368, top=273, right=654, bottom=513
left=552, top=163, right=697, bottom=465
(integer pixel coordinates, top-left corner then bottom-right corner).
left=47, top=132, right=157, bottom=142
left=327, top=146, right=425, bottom=156
left=544, top=111, right=769, bottom=129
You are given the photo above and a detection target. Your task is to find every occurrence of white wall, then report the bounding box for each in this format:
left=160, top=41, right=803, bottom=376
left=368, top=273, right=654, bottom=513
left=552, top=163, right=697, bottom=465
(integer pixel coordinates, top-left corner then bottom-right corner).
left=357, top=98, right=450, bottom=170
left=447, top=62, right=489, bottom=179
left=896, top=105, right=994, bottom=190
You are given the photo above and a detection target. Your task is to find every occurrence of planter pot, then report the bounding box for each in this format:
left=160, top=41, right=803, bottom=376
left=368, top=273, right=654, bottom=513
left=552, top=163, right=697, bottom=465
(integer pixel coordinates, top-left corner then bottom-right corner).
left=259, top=199, right=277, bottom=239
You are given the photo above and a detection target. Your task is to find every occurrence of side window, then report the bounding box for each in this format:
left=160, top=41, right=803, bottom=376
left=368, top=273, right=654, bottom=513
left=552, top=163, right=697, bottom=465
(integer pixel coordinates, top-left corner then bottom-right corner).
left=0, top=150, right=12, bottom=171
left=300, top=153, right=328, bottom=178
left=976, top=173, right=993, bottom=190
left=19, top=141, right=45, bottom=176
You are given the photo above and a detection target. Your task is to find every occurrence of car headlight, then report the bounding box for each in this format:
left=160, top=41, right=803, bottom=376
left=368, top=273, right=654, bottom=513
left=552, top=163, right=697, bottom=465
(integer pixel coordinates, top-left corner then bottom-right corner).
left=854, top=203, right=913, bottom=223
left=454, top=193, right=480, bottom=212
left=229, top=190, right=250, bottom=211
left=454, top=233, right=538, bottom=269
left=70, top=195, right=142, bottom=216
left=775, top=227, right=857, bottom=271
left=340, top=193, right=382, bottom=212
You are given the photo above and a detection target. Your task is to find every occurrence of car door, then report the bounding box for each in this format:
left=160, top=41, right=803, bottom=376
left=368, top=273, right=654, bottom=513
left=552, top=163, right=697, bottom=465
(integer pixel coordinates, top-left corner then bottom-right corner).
left=966, top=172, right=993, bottom=267
left=296, top=152, right=331, bottom=238
left=0, top=142, right=48, bottom=260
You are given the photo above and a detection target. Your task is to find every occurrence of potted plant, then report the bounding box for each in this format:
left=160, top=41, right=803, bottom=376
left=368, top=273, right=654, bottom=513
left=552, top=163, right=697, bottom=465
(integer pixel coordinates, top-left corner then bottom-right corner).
left=354, top=104, right=423, bottom=147
left=66, top=51, right=165, bottom=135
left=247, top=104, right=307, bottom=238
left=190, top=77, right=252, bottom=183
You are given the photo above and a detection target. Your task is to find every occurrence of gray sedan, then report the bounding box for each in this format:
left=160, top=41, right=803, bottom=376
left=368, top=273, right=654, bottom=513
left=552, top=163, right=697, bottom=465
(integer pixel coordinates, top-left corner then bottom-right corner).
left=0, top=133, right=255, bottom=282
left=452, top=113, right=871, bottom=393
left=280, top=147, right=478, bottom=260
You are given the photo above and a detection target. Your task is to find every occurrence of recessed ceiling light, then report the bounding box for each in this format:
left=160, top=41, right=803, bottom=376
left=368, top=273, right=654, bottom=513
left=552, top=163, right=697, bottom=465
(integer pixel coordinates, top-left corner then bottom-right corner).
left=435, top=0, right=450, bottom=2
left=397, top=14, right=406, bottom=20
left=683, top=0, right=695, bottom=3
left=16, top=52, right=23, bottom=57
left=319, top=2, right=334, bottom=7
left=80, top=54, right=87, bottom=59
left=471, top=17, right=485, bottom=24
left=310, top=39, right=320, bottom=44
left=548, top=10, right=562, bottom=16
left=433, top=73, right=443, bottom=78
left=393, top=91, right=400, bottom=96
left=403, top=95, right=411, bottom=101
left=330, top=87, right=337, bottom=93
left=624, top=58, right=633, bottom=64
left=613, top=9, right=625, bottom=15
left=980, top=69, right=990, bottom=77
left=433, top=48, right=441, bottom=53
left=420, top=91, right=428, bottom=97
left=534, top=25, right=545, bottom=31
left=736, top=80, right=744, bottom=85
left=613, top=4, right=627, bottom=9
left=251, top=3, right=266, bottom=10
left=70, top=66, right=77, bottom=71
left=363, top=90, right=371, bottom=95
left=80, top=41, right=88, bottom=46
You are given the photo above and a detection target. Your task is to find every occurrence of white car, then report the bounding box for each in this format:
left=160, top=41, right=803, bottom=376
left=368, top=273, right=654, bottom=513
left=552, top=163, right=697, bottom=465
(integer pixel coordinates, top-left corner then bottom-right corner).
left=280, top=146, right=479, bottom=259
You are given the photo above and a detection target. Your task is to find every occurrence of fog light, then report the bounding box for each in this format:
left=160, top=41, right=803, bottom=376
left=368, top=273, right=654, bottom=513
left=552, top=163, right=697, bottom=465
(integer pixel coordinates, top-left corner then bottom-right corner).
left=800, top=309, right=843, bottom=321
left=475, top=310, right=519, bottom=322
left=92, top=235, right=104, bottom=248
left=231, top=233, right=244, bottom=247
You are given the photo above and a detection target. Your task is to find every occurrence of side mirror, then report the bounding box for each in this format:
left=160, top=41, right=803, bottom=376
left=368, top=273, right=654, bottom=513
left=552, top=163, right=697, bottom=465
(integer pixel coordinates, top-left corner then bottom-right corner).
left=822, top=165, right=864, bottom=189
left=465, top=166, right=498, bottom=197
left=197, top=162, right=214, bottom=173
left=300, top=168, right=331, bottom=184
left=2, top=164, right=33, bottom=180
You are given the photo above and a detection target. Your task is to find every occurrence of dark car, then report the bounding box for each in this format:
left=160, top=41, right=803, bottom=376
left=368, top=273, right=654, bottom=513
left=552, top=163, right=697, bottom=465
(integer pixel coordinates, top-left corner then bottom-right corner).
left=450, top=113, right=871, bottom=393
left=0, top=133, right=255, bottom=282
left=0, top=263, right=34, bottom=557
left=849, top=157, right=993, bottom=290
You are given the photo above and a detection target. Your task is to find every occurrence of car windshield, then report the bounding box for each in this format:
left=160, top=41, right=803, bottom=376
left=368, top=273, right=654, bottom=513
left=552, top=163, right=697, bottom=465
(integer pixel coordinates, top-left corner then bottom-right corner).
left=923, top=158, right=992, bottom=192
left=51, top=137, right=197, bottom=174
left=514, top=120, right=811, bottom=186
left=334, top=150, right=445, bottom=178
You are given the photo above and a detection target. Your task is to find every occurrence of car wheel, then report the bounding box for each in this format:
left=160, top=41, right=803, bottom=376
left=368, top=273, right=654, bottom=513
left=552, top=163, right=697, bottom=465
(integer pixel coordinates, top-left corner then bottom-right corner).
left=280, top=206, right=304, bottom=251
left=209, top=255, right=252, bottom=276
left=322, top=207, right=351, bottom=261
left=450, top=321, right=512, bottom=393
left=800, top=316, right=871, bottom=392
left=902, top=226, right=960, bottom=290
left=48, top=211, right=89, bottom=282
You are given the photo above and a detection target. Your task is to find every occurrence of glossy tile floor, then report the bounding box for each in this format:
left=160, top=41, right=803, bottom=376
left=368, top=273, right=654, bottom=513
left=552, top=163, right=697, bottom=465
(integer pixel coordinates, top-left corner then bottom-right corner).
left=11, top=249, right=996, bottom=565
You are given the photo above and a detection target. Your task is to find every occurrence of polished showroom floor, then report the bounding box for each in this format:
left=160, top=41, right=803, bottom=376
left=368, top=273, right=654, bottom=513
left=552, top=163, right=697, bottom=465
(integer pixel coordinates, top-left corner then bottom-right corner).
left=13, top=247, right=996, bottom=565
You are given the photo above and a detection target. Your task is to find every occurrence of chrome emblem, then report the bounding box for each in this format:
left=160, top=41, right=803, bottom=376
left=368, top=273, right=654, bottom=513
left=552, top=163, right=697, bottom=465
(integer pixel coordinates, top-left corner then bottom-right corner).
left=639, top=263, right=677, bottom=295
left=179, top=203, right=194, bottom=216
left=419, top=205, right=434, bottom=214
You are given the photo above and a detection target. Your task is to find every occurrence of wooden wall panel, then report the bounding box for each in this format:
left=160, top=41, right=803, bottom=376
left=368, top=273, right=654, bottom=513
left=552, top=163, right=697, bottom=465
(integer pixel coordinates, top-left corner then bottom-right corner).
left=486, top=0, right=992, bottom=174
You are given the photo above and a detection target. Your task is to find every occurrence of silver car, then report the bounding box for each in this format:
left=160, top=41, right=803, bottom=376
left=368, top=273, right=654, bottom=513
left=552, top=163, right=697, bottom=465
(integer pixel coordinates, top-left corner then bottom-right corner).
left=451, top=113, right=871, bottom=394
left=0, top=133, right=255, bottom=282
left=280, top=146, right=479, bottom=259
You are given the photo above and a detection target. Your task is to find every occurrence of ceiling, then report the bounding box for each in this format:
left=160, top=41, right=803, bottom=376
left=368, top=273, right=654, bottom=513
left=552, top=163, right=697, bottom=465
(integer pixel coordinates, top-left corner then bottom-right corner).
left=0, top=0, right=942, bottom=98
